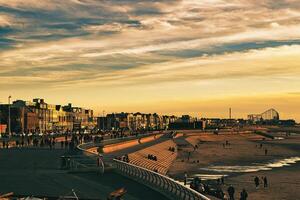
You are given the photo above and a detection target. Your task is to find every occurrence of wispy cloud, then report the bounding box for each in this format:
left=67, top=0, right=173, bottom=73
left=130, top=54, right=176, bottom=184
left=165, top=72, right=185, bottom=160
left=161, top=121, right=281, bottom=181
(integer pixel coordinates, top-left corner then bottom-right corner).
left=0, top=0, right=300, bottom=119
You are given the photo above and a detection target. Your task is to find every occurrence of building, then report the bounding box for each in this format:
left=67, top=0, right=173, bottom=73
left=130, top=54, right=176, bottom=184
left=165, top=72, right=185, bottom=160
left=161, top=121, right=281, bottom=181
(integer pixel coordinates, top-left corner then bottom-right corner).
left=98, top=112, right=175, bottom=131
left=169, top=115, right=204, bottom=130
left=0, top=99, right=94, bottom=134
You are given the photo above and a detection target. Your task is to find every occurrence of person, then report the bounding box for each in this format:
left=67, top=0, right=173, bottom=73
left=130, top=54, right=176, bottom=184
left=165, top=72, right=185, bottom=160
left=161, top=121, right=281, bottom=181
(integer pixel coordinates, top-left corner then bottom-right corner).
left=216, top=187, right=225, bottom=199
left=265, top=149, right=268, bottom=155
left=263, top=176, right=268, bottom=188
left=227, top=185, right=235, bottom=200
left=240, top=189, right=248, bottom=200
left=221, top=176, right=225, bottom=185
left=254, top=176, right=260, bottom=189
left=184, top=172, right=188, bottom=185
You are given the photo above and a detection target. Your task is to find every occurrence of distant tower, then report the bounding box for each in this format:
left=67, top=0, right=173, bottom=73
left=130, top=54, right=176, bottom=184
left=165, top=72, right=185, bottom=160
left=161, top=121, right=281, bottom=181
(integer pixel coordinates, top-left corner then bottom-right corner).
left=229, top=108, right=232, bottom=119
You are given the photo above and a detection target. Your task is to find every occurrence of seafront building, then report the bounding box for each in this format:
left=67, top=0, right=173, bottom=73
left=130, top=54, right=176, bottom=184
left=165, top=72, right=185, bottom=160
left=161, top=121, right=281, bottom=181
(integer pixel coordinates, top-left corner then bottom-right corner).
left=97, top=113, right=205, bottom=131
left=97, top=112, right=173, bottom=131
left=0, top=98, right=95, bottom=134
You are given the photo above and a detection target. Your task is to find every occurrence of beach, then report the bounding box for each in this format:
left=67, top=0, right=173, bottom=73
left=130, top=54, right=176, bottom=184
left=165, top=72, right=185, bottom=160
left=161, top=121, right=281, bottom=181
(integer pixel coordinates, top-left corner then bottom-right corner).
left=168, top=130, right=300, bottom=200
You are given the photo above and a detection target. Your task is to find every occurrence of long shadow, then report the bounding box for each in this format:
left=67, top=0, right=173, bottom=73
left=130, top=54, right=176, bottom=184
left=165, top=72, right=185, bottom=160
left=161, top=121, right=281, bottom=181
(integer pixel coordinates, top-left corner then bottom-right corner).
left=0, top=148, right=168, bottom=200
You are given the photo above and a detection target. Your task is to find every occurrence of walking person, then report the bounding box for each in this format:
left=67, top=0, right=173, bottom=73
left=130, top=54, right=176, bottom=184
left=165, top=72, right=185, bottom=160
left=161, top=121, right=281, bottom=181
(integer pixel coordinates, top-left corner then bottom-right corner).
left=254, top=176, right=260, bottom=189
left=263, top=176, right=268, bottom=188
left=240, top=189, right=248, bottom=200
left=265, top=148, right=268, bottom=155
left=227, top=185, right=235, bottom=200
left=61, top=140, right=64, bottom=149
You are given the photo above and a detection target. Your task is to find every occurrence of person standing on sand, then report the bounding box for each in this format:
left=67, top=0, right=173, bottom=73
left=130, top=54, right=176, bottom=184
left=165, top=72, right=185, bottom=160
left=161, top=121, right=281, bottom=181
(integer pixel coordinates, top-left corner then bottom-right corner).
left=221, top=176, right=225, bottom=185
left=227, top=185, right=235, bottom=200
left=240, top=189, right=248, bottom=200
left=254, top=176, right=260, bottom=189
left=263, top=176, right=268, bottom=188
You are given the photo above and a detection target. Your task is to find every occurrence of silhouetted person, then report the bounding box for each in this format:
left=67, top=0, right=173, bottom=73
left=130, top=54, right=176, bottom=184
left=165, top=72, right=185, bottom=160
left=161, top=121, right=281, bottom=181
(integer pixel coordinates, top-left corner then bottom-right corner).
left=240, top=189, right=248, bottom=200
left=227, top=185, right=235, bottom=200
left=221, top=176, right=225, bottom=185
left=265, top=149, right=268, bottom=155
left=254, top=176, right=260, bottom=189
left=188, top=152, right=191, bottom=161
left=52, top=139, right=55, bottom=149
left=263, top=176, right=268, bottom=188
left=184, top=172, right=188, bottom=185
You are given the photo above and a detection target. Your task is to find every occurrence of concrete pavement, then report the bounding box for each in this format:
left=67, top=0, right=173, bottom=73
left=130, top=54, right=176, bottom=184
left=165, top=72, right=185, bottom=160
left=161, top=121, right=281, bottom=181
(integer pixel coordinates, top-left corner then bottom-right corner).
left=0, top=147, right=167, bottom=200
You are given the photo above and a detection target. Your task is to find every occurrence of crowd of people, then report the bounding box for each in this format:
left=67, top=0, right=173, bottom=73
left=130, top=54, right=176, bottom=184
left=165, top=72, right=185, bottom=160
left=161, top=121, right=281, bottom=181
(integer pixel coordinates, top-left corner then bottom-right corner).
left=184, top=173, right=270, bottom=200
left=0, top=133, right=97, bottom=150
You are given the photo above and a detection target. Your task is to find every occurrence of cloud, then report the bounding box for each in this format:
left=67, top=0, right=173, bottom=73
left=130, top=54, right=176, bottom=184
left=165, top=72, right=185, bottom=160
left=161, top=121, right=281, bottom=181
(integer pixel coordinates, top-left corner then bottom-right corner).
left=1, top=44, right=300, bottom=90
left=0, top=0, right=300, bottom=122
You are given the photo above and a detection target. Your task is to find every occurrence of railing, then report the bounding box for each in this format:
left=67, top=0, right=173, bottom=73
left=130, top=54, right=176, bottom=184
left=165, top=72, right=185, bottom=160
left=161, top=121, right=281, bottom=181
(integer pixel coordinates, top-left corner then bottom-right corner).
left=75, top=143, right=105, bottom=173
left=113, top=159, right=210, bottom=200
left=77, top=142, right=99, bottom=156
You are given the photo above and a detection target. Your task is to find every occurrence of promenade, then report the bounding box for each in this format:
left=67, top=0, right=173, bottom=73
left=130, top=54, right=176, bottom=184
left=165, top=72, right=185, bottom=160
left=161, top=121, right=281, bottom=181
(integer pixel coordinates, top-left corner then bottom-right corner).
left=0, top=147, right=167, bottom=200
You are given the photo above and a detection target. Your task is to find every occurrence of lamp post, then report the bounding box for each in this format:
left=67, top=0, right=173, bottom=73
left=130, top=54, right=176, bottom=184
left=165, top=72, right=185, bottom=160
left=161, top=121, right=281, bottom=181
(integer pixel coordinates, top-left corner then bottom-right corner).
left=8, top=96, right=11, bottom=136
left=102, top=110, right=105, bottom=131
left=0, top=101, right=2, bottom=134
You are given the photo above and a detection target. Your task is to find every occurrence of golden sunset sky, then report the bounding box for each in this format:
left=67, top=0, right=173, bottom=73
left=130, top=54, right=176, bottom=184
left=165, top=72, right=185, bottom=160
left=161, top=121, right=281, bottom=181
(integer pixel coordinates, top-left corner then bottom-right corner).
left=0, top=0, right=300, bottom=121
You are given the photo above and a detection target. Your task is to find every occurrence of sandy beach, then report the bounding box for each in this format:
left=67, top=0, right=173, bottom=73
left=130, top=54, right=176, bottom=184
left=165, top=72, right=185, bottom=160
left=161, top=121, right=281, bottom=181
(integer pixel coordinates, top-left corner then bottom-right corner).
left=168, top=130, right=300, bottom=200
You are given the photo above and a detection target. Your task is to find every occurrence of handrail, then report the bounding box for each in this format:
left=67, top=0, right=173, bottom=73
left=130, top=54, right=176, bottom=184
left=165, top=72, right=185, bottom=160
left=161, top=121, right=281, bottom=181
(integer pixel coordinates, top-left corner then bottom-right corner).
left=76, top=142, right=105, bottom=173
left=113, top=159, right=210, bottom=200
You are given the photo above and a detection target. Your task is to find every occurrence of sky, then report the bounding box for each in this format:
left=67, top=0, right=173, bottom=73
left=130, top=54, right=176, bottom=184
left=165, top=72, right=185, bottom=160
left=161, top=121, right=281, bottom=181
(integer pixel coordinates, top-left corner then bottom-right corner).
left=0, top=0, right=300, bottom=121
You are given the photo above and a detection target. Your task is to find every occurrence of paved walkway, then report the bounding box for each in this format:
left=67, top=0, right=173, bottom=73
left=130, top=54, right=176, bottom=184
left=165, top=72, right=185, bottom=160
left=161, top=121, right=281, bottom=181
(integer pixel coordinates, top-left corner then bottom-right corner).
left=0, top=148, right=167, bottom=200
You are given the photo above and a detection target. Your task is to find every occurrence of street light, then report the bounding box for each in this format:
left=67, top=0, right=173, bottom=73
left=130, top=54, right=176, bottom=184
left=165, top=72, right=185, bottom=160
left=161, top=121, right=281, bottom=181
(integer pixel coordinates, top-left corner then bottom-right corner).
left=102, top=110, right=105, bottom=131
left=8, top=95, right=11, bottom=136
left=0, top=101, right=2, bottom=134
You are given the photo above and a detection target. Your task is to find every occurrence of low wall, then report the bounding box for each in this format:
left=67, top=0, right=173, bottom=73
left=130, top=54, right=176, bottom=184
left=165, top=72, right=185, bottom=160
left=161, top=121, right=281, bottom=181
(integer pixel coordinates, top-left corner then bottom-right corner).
left=139, top=134, right=163, bottom=144
left=102, top=139, right=140, bottom=153
left=100, top=133, right=164, bottom=153
left=113, top=159, right=210, bottom=200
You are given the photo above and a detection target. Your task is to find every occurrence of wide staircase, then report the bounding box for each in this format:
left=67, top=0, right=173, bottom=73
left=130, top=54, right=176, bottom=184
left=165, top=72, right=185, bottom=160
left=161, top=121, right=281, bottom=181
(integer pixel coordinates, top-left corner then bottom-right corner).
left=128, top=140, right=177, bottom=175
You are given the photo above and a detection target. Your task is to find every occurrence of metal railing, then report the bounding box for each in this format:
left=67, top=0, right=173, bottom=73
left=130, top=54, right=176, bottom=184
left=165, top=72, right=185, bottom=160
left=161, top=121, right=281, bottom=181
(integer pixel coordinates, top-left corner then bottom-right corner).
left=113, top=159, right=210, bottom=200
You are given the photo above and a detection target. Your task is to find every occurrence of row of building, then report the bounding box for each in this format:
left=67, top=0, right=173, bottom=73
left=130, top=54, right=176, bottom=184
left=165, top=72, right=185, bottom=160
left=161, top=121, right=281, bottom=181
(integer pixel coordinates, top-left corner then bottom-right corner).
left=97, top=113, right=204, bottom=131
left=0, top=100, right=296, bottom=135
left=0, top=98, right=205, bottom=134
left=0, top=98, right=94, bottom=134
